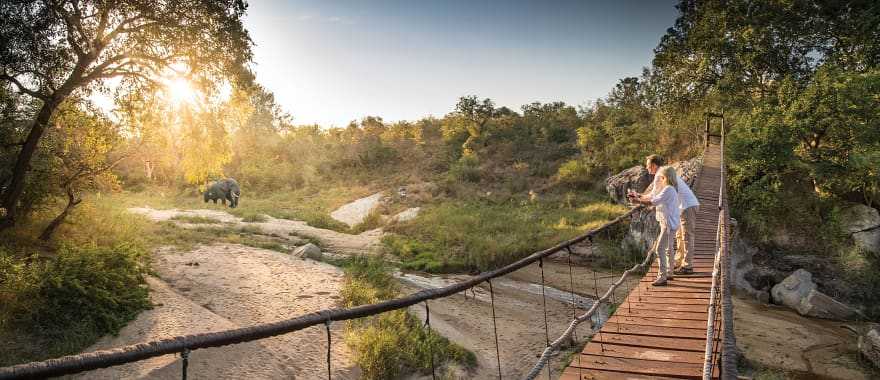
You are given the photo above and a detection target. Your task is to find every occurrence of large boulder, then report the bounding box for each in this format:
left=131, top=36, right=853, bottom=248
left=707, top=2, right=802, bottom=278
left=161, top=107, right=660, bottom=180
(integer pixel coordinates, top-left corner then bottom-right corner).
left=606, top=166, right=652, bottom=205
left=840, top=203, right=880, bottom=253
left=771, top=269, right=861, bottom=320
left=860, top=325, right=880, bottom=369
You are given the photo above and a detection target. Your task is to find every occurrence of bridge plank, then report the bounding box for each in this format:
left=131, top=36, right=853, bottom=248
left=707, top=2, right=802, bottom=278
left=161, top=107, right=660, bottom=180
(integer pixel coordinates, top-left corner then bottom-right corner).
left=591, top=332, right=713, bottom=352
left=570, top=354, right=706, bottom=378
left=559, top=367, right=683, bottom=380
left=583, top=343, right=707, bottom=364
left=599, top=322, right=708, bottom=339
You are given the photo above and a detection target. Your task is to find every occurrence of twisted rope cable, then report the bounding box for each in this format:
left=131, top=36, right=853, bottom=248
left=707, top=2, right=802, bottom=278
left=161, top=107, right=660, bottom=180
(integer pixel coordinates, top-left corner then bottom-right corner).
left=523, top=249, right=654, bottom=380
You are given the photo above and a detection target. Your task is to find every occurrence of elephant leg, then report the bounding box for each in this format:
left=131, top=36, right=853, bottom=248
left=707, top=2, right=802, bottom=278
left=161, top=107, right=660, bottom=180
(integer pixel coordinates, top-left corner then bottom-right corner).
left=212, top=199, right=217, bottom=204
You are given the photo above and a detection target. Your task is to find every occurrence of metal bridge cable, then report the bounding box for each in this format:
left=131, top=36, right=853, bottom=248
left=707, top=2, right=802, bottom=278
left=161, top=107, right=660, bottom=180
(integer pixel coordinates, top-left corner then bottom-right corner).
left=487, top=280, right=503, bottom=380
left=539, top=258, right=550, bottom=348
left=423, top=301, right=437, bottom=380
left=325, top=320, right=332, bottom=380
left=537, top=258, right=552, bottom=380
left=180, top=348, right=190, bottom=380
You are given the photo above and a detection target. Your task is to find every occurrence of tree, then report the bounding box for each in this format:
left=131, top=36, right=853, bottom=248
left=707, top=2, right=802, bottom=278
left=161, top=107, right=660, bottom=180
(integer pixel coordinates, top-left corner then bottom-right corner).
left=0, top=0, right=252, bottom=230
left=453, top=95, right=495, bottom=156
left=39, top=100, right=130, bottom=240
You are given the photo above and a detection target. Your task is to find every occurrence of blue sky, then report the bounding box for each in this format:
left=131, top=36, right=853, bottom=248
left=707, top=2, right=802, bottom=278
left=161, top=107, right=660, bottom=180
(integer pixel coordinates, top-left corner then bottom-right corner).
left=243, top=0, right=678, bottom=127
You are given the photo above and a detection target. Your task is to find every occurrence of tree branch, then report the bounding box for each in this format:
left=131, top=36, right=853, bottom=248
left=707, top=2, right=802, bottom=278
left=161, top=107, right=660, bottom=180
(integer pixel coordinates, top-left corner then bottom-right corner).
left=0, top=74, right=49, bottom=100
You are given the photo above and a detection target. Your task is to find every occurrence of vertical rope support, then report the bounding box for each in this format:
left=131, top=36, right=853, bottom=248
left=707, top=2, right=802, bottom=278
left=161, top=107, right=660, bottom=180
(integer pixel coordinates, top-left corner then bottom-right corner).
left=488, top=280, right=503, bottom=380
left=588, top=236, right=606, bottom=352
left=423, top=301, right=437, bottom=380
left=180, top=348, right=190, bottom=380
left=565, top=247, right=584, bottom=379
left=538, top=257, right=552, bottom=380
left=325, top=320, right=332, bottom=380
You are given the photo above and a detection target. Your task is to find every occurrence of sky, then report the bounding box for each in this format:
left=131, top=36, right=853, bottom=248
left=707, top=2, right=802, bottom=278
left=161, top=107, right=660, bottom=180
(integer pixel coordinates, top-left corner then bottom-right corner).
left=243, top=0, right=679, bottom=127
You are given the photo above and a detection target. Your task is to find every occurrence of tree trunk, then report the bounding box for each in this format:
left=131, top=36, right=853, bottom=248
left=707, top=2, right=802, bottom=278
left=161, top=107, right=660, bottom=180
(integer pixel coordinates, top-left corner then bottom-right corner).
left=0, top=98, right=62, bottom=231
left=39, top=186, right=82, bottom=241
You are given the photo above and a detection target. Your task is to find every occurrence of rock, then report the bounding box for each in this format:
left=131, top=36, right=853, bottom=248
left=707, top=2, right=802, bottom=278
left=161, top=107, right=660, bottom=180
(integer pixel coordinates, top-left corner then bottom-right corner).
left=860, top=325, right=880, bottom=369
left=330, top=192, right=384, bottom=227
left=771, top=269, right=860, bottom=320
left=771, top=269, right=816, bottom=307
left=606, top=166, right=651, bottom=205
left=292, top=243, right=322, bottom=260
left=392, top=207, right=420, bottom=222
left=840, top=203, right=880, bottom=253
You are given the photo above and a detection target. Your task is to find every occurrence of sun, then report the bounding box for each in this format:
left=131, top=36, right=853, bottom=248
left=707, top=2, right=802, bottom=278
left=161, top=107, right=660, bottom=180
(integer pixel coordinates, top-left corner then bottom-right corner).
left=165, top=77, right=197, bottom=105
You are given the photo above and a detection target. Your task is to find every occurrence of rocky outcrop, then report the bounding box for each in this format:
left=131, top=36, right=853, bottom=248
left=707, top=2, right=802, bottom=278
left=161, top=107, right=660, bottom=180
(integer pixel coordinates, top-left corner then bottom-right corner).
left=770, top=269, right=861, bottom=320
left=607, top=157, right=702, bottom=252
left=860, top=325, right=880, bottom=369
left=841, top=203, right=880, bottom=253
left=606, top=166, right=652, bottom=205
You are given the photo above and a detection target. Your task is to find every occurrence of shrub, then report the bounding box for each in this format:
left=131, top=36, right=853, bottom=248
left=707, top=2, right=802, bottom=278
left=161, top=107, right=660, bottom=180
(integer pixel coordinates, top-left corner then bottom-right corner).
left=448, top=156, right=481, bottom=183
left=0, top=243, right=150, bottom=364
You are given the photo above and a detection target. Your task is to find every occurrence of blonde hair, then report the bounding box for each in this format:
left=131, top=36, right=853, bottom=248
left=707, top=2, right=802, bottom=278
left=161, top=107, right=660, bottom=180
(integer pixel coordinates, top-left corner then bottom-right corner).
left=660, top=166, right=678, bottom=188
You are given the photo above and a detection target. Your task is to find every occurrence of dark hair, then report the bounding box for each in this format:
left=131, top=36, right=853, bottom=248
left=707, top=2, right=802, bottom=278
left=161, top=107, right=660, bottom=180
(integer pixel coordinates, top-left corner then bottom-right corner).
left=646, top=154, right=665, bottom=167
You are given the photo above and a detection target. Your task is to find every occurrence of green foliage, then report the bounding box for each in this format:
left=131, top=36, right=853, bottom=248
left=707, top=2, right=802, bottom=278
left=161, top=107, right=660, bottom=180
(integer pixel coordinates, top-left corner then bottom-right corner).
left=340, top=256, right=475, bottom=379
left=0, top=244, right=150, bottom=365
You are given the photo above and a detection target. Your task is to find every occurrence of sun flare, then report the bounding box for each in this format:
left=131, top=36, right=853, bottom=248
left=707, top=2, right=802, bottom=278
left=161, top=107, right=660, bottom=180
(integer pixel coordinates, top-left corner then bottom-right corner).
left=165, top=77, right=197, bottom=105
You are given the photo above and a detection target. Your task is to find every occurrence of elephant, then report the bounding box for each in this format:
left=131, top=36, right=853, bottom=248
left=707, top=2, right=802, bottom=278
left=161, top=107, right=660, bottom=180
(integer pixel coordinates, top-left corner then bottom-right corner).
left=204, top=178, right=241, bottom=208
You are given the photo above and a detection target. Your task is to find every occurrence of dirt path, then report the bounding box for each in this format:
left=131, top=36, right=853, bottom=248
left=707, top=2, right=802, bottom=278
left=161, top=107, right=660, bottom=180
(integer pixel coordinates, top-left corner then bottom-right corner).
left=128, top=207, right=382, bottom=255
left=75, top=244, right=359, bottom=379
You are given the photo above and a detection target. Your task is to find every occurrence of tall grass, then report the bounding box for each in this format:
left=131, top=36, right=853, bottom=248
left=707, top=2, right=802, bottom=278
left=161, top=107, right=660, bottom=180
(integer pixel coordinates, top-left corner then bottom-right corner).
left=341, top=256, right=475, bottom=379
left=384, top=192, right=627, bottom=272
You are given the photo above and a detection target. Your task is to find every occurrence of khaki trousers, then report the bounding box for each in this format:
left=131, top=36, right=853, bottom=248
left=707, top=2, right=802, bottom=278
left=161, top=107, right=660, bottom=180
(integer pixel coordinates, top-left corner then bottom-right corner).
left=652, top=220, right=675, bottom=280
left=675, top=206, right=698, bottom=269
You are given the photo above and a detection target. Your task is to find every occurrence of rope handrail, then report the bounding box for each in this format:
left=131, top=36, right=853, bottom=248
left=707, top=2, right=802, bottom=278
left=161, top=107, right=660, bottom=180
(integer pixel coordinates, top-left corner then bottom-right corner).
left=701, top=113, right=738, bottom=380
left=0, top=207, right=643, bottom=380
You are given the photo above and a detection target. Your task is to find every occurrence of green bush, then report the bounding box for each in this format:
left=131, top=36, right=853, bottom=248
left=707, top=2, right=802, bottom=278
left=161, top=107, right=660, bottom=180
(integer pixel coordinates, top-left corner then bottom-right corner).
left=448, top=156, right=481, bottom=183
left=557, top=159, right=601, bottom=187
left=0, top=243, right=150, bottom=364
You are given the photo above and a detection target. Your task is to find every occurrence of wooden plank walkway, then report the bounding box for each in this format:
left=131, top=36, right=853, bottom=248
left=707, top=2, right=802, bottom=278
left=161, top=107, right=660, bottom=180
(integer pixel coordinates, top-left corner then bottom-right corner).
left=562, top=144, right=724, bottom=380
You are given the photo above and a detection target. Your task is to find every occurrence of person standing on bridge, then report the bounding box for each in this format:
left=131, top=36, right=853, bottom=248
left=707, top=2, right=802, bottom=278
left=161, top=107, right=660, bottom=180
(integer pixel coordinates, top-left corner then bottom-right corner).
left=634, top=155, right=700, bottom=275
left=630, top=165, right=680, bottom=286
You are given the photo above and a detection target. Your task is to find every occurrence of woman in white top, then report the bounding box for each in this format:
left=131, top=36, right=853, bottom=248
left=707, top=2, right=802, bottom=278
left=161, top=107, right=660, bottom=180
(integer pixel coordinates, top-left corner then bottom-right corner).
left=631, top=166, right=680, bottom=286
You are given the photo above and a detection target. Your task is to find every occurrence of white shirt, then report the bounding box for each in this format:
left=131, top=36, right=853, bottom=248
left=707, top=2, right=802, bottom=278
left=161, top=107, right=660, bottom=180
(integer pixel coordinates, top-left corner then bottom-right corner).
left=649, top=172, right=700, bottom=211
left=651, top=185, right=680, bottom=230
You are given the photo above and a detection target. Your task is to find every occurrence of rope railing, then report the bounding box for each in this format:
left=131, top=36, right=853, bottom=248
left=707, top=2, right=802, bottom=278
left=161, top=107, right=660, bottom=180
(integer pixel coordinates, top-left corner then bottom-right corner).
left=0, top=207, right=642, bottom=380
left=701, top=113, right=737, bottom=380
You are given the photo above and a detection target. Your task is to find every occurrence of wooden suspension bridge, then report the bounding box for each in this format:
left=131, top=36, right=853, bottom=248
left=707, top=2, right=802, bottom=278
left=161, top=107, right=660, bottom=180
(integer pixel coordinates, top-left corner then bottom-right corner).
left=562, top=140, right=729, bottom=379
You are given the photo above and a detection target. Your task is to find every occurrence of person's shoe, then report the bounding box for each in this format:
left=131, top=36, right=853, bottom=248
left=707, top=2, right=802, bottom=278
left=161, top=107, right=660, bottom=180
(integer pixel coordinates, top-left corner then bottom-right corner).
left=674, top=267, right=694, bottom=275
left=652, top=277, right=668, bottom=286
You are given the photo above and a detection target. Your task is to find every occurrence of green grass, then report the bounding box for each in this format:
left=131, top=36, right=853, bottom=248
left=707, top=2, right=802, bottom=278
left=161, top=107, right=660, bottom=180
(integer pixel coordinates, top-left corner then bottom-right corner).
left=170, top=215, right=222, bottom=224
left=340, top=256, right=476, bottom=379
left=383, top=191, right=627, bottom=272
